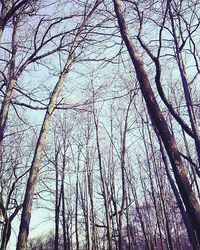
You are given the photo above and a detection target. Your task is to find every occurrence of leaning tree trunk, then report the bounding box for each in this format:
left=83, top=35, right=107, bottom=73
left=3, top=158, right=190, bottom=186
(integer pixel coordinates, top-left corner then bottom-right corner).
left=113, top=0, right=200, bottom=245
left=157, top=135, right=199, bottom=249
left=16, top=56, right=73, bottom=250
left=16, top=2, right=101, bottom=247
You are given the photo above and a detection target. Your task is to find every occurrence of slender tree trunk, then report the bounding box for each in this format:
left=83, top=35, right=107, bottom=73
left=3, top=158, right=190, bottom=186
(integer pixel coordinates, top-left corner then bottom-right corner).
left=118, top=94, right=133, bottom=250
left=125, top=184, right=132, bottom=250
left=0, top=203, right=22, bottom=250
left=0, top=219, right=11, bottom=250
left=110, top=183, right=119, bottom=250
left=75, top=173, right=80, bottom=250
left=54, top=148, right=61, bottom=250
left=93, top=107, right=112, bottom=250
left=85, top=166, right=92, bottom=250
left=61, top=185, right=68, bottom=250
left=88, top=173, right=98, bottom=250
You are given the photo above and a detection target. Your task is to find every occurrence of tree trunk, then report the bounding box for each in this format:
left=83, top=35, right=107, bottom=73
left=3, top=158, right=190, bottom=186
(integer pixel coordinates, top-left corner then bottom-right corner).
left=16, top=57, right=73, bottom=250
left=157, top=135, right=199, bottom=249
left=55, top=149, right=61, bottom=250
left=0, top=219, right=11, bottom=250
left=85, top=167, right=92, bottom=250
left=93, top=108, right=113, bottom=250
left=113, top=0, right=200, bottom=244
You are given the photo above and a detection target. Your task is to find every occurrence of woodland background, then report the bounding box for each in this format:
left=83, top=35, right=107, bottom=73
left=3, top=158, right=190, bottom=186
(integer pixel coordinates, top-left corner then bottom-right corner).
left=0, top=0, right=200, bottom=249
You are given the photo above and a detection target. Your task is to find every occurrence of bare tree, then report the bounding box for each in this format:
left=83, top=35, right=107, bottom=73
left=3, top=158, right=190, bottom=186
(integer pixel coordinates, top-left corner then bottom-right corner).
left=113, top=0, right=200, bottom=247
left=16, top=1, right=102, bottom=249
